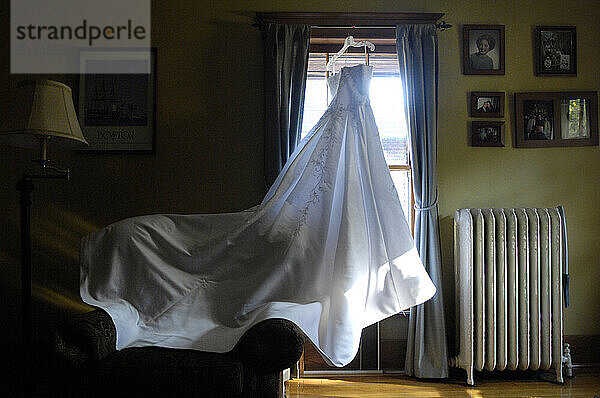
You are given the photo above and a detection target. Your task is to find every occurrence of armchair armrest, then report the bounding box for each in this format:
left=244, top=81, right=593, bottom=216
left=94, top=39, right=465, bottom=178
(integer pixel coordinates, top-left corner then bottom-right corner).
left=233, top=318, right=305, bottom=374
left=54, top=309, right=117, bottom=369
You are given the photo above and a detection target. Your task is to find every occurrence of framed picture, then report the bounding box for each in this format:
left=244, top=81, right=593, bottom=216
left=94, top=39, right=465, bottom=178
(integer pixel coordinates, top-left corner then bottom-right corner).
left=471, top=121, right=505, bottom=147
left=463, top=25, right=505, bottom=75
left=78, top=48, right=156, bottom=152
left=514, top=91, right=598, bottom=147
left=535, top=26, right=576, bottom=76
left=470, top=91, right=505, bottom=118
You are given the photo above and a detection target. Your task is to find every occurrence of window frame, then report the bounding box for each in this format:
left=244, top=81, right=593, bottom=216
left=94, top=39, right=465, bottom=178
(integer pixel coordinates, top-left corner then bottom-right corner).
left=259, top=11, right=445, bottom=374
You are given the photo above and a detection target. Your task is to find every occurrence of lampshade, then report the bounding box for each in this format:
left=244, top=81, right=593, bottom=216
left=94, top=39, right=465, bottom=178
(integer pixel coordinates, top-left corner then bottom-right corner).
left=0, top=79, right=88, bottom=149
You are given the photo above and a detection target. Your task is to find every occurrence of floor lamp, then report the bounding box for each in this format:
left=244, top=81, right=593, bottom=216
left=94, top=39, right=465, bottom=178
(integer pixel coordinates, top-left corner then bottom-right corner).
left=0, top=80, right=88, bottom=390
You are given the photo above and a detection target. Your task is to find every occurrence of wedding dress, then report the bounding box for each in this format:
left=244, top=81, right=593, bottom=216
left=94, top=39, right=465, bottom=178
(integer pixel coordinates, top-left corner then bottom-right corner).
left=80, top=63, right=436, bottom=367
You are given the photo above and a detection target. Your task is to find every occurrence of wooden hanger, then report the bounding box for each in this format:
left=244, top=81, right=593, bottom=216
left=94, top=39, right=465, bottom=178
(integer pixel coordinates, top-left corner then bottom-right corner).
left=326, top=36, right=375, bottom=72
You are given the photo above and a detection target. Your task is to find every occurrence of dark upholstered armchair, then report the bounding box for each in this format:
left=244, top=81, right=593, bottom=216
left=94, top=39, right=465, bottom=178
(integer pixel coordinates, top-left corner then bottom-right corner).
left=53, top=309, right=305, bottom=397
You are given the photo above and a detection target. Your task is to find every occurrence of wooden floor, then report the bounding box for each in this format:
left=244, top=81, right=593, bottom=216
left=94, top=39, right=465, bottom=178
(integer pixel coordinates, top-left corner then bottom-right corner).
left=285, top=369, right=600, bottom=397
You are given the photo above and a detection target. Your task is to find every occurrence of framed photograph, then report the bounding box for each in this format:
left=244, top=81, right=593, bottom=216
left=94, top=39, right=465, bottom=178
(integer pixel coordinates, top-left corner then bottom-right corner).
left=78, top=48, right=156, bottom=152
left=463, top=25, right=505, bottom=75
left=471, top=121, right=505, bottom=147
left=470, top=91, right=505, bottom=118
left=514, top=91, right=598, bottom=147
left=535, top=26, right=576, bottom=76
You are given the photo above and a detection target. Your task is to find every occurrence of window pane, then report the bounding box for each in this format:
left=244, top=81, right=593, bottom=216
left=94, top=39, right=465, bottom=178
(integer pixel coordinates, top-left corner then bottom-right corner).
left=390, top=169, right=411, bottom=226
left=301, top=55, right=328, bottom=138
left=370, top=76, right=407, bottom=165
left=301, top=78, right=328, bottom=138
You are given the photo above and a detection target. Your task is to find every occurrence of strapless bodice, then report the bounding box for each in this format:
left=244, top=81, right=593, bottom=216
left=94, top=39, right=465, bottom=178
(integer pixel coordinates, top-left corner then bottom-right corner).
left=327, top=64, right=372, bottom=106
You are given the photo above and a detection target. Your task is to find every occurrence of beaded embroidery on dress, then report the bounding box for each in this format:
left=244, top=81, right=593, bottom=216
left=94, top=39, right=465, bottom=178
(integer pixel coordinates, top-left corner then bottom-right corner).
left=80, top=63, right=436, bottom=366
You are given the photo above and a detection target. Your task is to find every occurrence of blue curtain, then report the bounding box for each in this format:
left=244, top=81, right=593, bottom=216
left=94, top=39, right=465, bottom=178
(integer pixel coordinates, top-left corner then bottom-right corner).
left=263, top=23, right=311, bottom=189
left=396, top=24, right=448, bottom=378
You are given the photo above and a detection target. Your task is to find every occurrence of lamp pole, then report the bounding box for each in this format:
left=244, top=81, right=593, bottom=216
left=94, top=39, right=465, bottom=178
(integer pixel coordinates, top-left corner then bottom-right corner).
left=17, top=169, right=69, bottom=396
left=17, top=177, right=33, bottom=366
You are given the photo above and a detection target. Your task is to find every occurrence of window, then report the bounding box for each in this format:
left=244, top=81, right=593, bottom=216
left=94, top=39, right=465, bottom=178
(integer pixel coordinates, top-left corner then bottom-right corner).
left=301, top=52, right=414, bottom=228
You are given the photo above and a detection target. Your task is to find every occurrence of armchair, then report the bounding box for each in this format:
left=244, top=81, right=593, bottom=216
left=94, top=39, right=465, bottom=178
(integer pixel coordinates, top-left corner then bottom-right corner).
left=53, top=309, right=305, bottom=397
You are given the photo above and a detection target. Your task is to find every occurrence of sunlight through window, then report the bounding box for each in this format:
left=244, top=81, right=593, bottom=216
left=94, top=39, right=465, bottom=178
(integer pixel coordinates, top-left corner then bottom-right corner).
left=301, top=54, right=412, bottom=224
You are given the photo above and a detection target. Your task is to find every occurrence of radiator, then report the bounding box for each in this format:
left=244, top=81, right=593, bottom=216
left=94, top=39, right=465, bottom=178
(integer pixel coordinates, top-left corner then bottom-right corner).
left=451, top=207, right=572, bottom=385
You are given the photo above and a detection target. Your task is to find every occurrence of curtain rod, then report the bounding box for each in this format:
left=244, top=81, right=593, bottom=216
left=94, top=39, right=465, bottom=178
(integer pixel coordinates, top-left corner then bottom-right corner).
left=253, top=12, right=452, bottom=31
left=254, top=19, right=453, bottom=32
left=307, top=22, right=452, bottom=31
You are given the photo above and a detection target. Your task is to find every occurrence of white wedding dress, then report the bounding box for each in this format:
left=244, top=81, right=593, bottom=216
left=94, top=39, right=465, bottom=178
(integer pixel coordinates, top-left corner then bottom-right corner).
left=80, top=64, right=436, bottom=366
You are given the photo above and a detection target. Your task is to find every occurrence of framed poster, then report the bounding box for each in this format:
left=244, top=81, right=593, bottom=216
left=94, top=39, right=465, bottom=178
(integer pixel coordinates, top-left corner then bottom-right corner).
left=78, top=48, right=156, bottom=152
left=514, top=91, right=598, bottom=147
left=535, top=26, right=576, bottom=76
left=463, top=25, right=505, bottom=75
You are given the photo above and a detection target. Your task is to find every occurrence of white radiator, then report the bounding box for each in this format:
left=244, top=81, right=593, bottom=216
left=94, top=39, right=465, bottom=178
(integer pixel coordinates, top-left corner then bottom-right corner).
left=451, top=207, right=572, bottom=385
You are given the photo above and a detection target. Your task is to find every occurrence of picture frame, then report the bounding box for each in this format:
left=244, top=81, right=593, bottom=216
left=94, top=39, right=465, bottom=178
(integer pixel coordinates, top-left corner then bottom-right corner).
left=463, top=25, right=505, bottom=75
left=535, top=26, right=576, bottom=76
left=470, top=91, right=505, bottom=118
left=78, top=48, right=157, bottom=152
left=471, top=121, right=505, bottom=147
left=514, top=91, right=598, bottom=147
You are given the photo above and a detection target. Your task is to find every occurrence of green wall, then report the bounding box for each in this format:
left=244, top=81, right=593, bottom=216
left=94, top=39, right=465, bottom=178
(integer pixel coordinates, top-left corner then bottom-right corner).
left=0, top=0, right=598, bottom=350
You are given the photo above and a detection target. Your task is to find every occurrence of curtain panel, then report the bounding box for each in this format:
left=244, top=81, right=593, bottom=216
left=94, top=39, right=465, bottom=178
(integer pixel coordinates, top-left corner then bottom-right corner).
left=263, top=23, right=311, bottom=189
left=396, top=24, right=449, bottom=379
